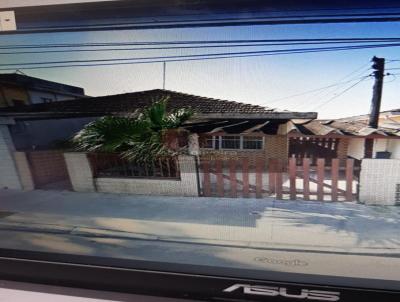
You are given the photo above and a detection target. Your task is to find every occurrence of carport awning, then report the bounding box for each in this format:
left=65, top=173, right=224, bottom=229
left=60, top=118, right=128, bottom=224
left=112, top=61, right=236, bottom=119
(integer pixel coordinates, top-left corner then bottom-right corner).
left=183, top=119, right=400, bottom=137
left=183, top=119, right=289, bottom=135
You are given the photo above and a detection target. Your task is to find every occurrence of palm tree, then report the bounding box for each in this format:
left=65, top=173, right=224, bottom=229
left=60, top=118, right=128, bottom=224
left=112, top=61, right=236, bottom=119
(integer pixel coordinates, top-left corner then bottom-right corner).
left=72, top=96, right=193, bottom=162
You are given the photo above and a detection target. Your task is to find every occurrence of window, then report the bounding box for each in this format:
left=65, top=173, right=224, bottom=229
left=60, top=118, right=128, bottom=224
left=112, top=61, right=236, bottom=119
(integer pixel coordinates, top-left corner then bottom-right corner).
left=202, top=136, right=263, bottom=150
left=41, top=97, right=53, bottom=103
left=243, top=136, right=263, bottom=150
left=203, top=135, right=215, bottom=149
left=221, top=136, right=241, bottom=149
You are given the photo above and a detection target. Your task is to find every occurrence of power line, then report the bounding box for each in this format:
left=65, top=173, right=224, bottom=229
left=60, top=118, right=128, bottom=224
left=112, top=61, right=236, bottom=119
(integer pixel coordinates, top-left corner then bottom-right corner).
left=1, top=37, right=400, bottom=50
left=3, top=40, right=400, bottom=55
left=290, top=64, right=372, bottom=110
left=310, top=76, right=370, bottom=110
left=7, top=13, right=400, bottom=34
left=384, top=73, right=398, bottom=83
left=2, top=42, right=400, bottom=69
left=1, top=43, right=400, bottom=72
left=264, top=62, right=371, bottom=105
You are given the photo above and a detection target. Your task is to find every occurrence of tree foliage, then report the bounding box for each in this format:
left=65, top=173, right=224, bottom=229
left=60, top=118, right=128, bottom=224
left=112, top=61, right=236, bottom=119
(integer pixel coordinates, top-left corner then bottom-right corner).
left=72, top=96, right=193, bottom=162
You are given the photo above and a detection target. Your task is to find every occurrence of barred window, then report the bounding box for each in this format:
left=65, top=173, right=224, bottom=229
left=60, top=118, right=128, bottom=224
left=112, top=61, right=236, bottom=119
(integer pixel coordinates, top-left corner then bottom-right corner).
left=221, top=136, right=241, bottom=149
left=243, top=136, right=263, bottom=150
left=204, top=136, right=214, bottom=149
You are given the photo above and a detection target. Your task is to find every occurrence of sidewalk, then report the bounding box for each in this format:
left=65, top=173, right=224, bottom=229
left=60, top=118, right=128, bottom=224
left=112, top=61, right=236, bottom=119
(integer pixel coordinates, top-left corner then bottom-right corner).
left=0, top=189, right=399, bottom=255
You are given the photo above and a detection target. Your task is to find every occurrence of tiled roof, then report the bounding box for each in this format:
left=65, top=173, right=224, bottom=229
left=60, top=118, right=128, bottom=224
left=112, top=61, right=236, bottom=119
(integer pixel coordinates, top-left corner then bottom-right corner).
left=0, top=89, right=274, bottom=115
left=289, top=119, right=400, bottom=137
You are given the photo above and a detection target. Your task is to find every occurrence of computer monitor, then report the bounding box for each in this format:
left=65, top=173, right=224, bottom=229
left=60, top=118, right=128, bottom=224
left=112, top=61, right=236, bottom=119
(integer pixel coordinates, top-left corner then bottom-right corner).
left=0, top=1, right=399, bottom=301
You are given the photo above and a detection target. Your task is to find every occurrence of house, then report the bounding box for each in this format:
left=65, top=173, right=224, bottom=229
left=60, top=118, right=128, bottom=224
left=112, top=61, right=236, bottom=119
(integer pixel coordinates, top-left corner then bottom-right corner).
left=1, top=89, right=399, bottom=204
left=339, top=108, right=400, bottom=124
left=285, top=118, right=400, bottom=161
left=0, top=73, right=86, bottom=108
left=1, top=88, right=399, bottom=161
left=0, top=88, right=315, bottom=193
left=0, top=89, right=316, bottom=154
left=336, top=110, right=400, bottom=160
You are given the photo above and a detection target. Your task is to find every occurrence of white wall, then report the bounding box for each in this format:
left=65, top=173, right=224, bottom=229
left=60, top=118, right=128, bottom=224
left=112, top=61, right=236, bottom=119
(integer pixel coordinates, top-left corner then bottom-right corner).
left=95, top=155, right=199, bottom=196
left=373, top=139, right=389, bottom=155
left=28, top=90, right=56, bottom=104
left=13, top=151, right=34, bottom=190
left=360, top=159, right=400, bottom=205
left=28, top=90, right=78, bottom=104
left=347, top=138, right=365, bottom=160
left=64, top=153, right=200, bottom=197
left=64, top=153, right=96, bottom=192
left=0, top=125, right=22, bottom=189
left=347, top=138, right=400, bottom=159
left=388, top=140, right=400, bottom=159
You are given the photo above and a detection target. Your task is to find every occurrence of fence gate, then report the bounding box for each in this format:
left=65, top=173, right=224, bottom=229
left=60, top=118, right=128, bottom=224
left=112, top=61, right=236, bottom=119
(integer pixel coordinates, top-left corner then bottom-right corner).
left=289, top=137, right=340, bottom=165
left=200, top=158, right=359, bottom=202
left=27, top=150, right=72, bottom=190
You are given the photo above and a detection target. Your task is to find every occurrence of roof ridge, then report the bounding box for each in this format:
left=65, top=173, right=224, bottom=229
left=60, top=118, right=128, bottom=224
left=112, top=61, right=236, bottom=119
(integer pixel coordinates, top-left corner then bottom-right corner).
left=148, top=89, right=272, bottom=110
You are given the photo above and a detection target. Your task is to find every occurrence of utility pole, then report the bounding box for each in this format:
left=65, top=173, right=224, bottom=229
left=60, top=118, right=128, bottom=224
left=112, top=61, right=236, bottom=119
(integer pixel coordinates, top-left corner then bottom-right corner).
left=364, top=56, right=385, bottom=158
left=162, top=61, right=166, bottom=90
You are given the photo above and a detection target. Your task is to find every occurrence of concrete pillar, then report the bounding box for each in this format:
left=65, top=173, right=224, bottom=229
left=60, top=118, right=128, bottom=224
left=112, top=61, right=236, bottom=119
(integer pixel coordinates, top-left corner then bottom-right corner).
left=0, top=123, right=22, bottom=190
left=178, top=155, right=200, bottom=196
left=359, top=159, right=400, bottom=205
left=188, top=133, right=200, bottom=156
left=64, top=152, right=95, bottom=192
left=14, top=151, right=34, bottom=190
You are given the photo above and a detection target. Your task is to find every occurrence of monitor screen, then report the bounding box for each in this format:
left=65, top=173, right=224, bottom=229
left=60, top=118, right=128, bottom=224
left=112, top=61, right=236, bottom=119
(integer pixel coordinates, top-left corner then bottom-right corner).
left=0, top=1, right=399, bottom=301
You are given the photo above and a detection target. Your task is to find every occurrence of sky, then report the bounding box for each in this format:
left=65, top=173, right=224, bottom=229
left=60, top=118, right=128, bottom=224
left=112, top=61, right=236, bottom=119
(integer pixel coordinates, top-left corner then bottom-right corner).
left=0, top=21, right=399, bottom=119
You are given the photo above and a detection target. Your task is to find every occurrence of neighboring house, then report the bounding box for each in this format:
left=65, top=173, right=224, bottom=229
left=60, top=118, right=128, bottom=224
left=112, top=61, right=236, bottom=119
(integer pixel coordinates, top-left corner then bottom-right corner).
left=339, top=108, right=400, bottom=124
left=283, top=118, right=400, bottom=161
left=335, top=110, right=400, bottom=160
left=0, top=73, right=86, bottom=108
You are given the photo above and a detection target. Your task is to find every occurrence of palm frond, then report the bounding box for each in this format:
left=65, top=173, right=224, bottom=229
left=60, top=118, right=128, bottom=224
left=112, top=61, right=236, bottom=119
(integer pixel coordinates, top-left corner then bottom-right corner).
left=72, top=96, right=193, bottom=162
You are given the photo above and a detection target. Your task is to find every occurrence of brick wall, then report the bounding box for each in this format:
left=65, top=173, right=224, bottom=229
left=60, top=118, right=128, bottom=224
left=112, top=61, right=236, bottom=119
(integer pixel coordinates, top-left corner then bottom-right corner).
left=265, top=135, right=288, bottom=161
left=26, top=150, right=70, bottom=188
left=200, top=135, right=288, bottom=167
left=0, top=125, right=22, bottom=190
left=337, top=138, right=349, bottom=159
left=359, top=159, right=400, bottom=205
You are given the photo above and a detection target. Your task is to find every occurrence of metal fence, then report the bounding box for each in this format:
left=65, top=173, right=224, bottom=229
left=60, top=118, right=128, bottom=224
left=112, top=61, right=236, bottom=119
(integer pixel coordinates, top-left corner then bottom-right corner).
left=88, top=153, right=180, bottom=179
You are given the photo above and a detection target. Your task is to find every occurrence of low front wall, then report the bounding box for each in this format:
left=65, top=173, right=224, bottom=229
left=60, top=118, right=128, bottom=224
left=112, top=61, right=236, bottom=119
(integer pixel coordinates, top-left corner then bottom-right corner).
left=0, top=124, right=22, bottom=190
left=64, top=152, right=96, bottom=192
left=359, top=159, right=400, bottom=206
left=64, top=153, right=200, bottom=197
left=14, top=151, right=34, bottom=190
